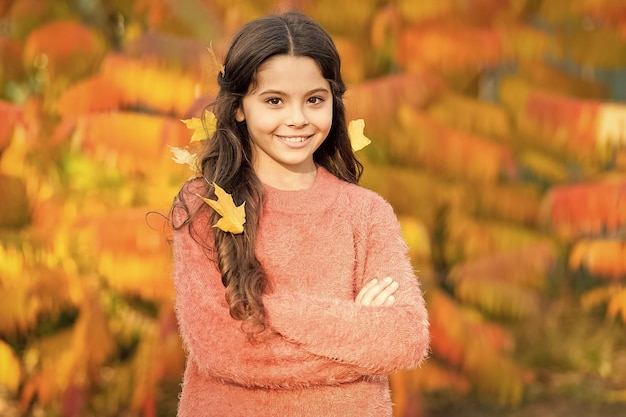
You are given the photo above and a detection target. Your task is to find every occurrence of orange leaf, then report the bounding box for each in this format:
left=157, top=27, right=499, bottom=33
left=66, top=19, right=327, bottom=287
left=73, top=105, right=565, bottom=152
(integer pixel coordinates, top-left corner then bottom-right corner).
left=395, top=0, right=456, bottom=22
left=75, top=111, right=191, bottom=174
left=397, top=21, right=503, bottom=74
left=57, top=76, right=124, bottom=117
left=394, top=108, right=515, bottom=182
left=196, top=183, right=246, bottom=234
left=470, top=181, right=543, bottom=225
left=569, top=239, right=626, bottom=279
left=359, top=164, right=460, bottom=224
left=99, top=253, right=173, bottom=302
left=444, top=211, right=545, bottom=264
left=404, top=361, right=470, bottom=393
left=101, top=53, right=199, bottom=117
left=77, top=208, right=171, bottom=256
left=0, top=100, right=22, bottom=152
left=584, top=285, right=626, bottom=324
left=454, top=276, right=540, bottom=318
left=429, top=291, right=514, bottom=363
left=606, top=287, right=626, bottom=323
left=449, top=242, right=555, bottom=290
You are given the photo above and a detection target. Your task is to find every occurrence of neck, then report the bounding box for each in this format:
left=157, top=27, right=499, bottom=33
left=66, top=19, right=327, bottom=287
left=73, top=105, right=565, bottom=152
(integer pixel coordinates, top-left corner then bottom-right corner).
left=256, top=164, right=318, bottom=191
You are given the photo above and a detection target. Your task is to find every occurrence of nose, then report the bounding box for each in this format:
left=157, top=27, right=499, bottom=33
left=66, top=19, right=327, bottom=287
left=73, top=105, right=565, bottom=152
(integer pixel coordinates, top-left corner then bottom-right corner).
left=286, top=105, right=309, bottom=127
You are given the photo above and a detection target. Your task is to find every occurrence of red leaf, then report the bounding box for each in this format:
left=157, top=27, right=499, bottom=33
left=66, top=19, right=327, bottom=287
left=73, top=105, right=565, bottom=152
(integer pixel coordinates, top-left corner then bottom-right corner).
left=525, top=90, right=600, bottom=157
left=62, top=385, right=85, bottom=417
left=345, top=72, right=443, bottom=133
left=0, top=100, right=22, bottom=152
left=542, top=179, right=626, bottom=239
left=124, top=32, right=218, bottom=78
left=23, top=20, right=105, bottom=77
left=0, top=37, right=24, bottom=81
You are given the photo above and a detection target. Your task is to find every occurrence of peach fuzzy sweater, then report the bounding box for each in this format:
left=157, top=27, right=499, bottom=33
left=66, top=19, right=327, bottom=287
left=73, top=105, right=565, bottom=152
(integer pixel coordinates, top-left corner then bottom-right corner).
left=172, top=166, right=429, bottom=417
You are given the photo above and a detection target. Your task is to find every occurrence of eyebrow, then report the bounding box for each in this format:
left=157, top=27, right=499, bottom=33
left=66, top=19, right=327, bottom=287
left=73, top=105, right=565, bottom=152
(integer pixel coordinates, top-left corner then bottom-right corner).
left=258, top=87, right=330, bottom=96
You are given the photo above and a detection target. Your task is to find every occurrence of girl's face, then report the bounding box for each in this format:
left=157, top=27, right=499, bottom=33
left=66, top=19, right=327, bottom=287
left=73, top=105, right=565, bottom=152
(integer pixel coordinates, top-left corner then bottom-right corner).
left=235, top=54, right=333, bottom=184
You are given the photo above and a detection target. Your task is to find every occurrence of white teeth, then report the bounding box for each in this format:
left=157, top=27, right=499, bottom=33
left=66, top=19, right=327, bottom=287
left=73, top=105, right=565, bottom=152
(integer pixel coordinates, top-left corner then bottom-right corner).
left=280, top=136, right=308, bottom=143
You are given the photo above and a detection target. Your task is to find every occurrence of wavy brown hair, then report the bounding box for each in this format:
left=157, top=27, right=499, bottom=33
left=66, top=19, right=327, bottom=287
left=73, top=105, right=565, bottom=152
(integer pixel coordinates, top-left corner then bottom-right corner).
left=172, top=11, right=362, bottom=334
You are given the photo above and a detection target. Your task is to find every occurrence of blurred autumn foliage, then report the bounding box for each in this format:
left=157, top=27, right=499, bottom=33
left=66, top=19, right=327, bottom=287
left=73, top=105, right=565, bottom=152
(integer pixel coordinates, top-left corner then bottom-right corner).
left=1, top=0, right=626, bottom=416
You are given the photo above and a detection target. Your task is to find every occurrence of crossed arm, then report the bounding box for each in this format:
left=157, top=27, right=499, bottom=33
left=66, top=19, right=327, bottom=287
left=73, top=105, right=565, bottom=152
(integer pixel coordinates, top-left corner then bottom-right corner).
left=262, top=198, right=429, bottom=374
left=172, top=193, right=428, bottom=388
left=173, top=226, right=372, bottom=389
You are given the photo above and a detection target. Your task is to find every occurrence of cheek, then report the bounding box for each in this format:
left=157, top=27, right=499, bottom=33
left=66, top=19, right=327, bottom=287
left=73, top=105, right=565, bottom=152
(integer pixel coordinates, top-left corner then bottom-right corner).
left=245, top=112, right=272, bottom=133
left=313, top=107, right=333, bottom=132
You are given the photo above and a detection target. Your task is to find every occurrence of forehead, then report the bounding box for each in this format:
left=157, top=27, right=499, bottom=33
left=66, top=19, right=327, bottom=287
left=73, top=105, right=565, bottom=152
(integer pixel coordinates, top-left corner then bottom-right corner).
left=251, top=55, right=328, bottom=92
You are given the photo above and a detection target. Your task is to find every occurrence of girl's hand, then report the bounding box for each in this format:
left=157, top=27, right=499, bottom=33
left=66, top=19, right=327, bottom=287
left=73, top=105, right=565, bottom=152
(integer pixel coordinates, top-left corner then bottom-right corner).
left=355, top=277, right=399, bottom=307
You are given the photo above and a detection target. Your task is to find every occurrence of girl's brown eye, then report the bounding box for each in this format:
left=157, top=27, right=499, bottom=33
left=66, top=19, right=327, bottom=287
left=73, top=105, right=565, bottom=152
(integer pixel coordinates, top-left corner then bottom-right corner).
left=266, top=98, right=281, bottom=105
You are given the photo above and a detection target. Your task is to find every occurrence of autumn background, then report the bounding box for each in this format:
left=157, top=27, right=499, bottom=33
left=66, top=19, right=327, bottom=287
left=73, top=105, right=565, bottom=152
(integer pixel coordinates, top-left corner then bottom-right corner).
left=1, top=0, right=626, bottom=416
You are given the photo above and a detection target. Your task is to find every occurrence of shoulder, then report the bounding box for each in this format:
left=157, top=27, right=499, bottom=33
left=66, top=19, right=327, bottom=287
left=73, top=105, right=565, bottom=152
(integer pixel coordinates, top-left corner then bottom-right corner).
left=334, top=176, right=394, bottom=213
left=317, top=167, right=388, bottom=207
left=172, top=177, right=209, bottom=228
left=330, top=176, right=399, bottom=228
left=179, top=177, right=207, bottom=201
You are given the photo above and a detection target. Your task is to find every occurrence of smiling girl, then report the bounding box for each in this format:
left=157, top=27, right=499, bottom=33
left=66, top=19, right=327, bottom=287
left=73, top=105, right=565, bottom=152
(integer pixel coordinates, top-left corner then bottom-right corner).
left=171, top=11, right=429, bottom=417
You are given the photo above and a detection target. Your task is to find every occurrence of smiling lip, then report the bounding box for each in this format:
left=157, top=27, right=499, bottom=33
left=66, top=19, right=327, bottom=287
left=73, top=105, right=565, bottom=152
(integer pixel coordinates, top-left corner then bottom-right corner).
left=276, top=135, right=313, bottom=145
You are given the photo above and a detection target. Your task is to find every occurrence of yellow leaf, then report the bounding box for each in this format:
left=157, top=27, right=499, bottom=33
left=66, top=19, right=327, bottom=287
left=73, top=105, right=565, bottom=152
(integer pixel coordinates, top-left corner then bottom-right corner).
left=196, top=183, right=246, bottom=234
left=0, top=340, right=21, bottom=393
left=399, top=216, right=431, bottom=261
left=168, top=145, right=200, bottom=173
left=348, top=119, right=371, bottom=151
left=596, top=103, right=626, bottom=161
left=181, top=111, right=217, bottom=143
left=208, top=42, right=225, bottom=76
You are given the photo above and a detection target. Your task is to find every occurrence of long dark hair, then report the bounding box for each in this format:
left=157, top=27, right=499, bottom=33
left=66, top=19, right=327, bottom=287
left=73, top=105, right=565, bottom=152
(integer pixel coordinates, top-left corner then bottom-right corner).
left=173, top=11, right=362, bottom=334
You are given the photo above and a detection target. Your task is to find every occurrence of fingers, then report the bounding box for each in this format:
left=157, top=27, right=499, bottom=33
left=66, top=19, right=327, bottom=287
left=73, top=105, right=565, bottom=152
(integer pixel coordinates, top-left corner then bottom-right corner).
left=356, top=277, right=399, bottom=307
left=354, top=278, right=380, bottom=304
left=370, top=278, right=398, bottom=306
left=383, top=295, right=395, bottom=306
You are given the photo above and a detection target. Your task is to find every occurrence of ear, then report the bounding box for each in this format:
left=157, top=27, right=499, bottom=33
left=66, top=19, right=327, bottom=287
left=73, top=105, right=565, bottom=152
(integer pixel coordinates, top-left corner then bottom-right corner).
left=235, top=106, right=245, bottom=122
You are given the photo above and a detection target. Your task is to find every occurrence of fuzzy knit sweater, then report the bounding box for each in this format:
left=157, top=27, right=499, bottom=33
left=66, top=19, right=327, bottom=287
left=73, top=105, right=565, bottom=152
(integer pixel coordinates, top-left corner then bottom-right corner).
left=172, top=166, right=430, bottom=417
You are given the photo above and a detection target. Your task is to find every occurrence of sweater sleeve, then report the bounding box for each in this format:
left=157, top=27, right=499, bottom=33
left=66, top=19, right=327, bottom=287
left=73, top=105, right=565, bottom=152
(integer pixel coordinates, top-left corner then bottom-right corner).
left=172, top=188, right=367, bottom=389
left=263, top=195, right=430, bottom=374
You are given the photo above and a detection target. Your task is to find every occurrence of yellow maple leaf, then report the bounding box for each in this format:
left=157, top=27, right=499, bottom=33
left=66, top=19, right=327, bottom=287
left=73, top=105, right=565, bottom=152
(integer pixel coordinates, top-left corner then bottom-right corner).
left=181, top=111, right=217, bottom=143
left=168, top=145, right=200, bottom=170
left=196, top=183, right=245, bottom=234
left=348, top=119, right=371, bottom=152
